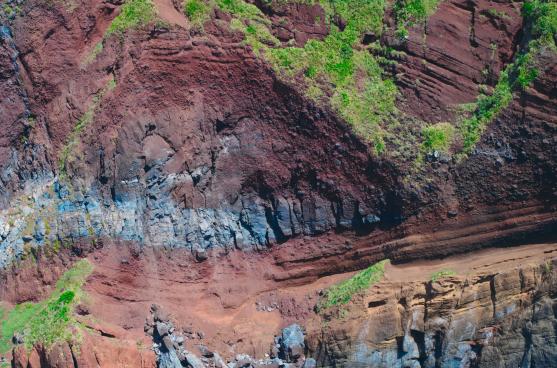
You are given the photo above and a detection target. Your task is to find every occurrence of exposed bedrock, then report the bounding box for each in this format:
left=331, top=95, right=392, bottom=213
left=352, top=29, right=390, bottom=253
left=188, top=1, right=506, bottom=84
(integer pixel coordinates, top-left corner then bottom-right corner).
left=306, top=257, right=557, bottom=368
left=386, top=0, right=526, bottom=123
left=0, top=0, right=556, bottom=366
left=5, top=241, right=557, bottom=368
left=0, top=0, right=555, bottom=269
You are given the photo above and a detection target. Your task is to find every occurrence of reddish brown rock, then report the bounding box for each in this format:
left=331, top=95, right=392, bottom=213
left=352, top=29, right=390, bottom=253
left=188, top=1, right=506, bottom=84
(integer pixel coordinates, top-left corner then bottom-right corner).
left=388, top=0, right=524, bottom=123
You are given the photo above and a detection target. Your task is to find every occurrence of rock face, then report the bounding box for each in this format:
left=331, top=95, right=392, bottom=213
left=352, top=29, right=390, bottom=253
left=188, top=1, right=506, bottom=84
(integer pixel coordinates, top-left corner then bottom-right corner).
left=0, top=0, right=556, bottom=366
left=388, top=0, right=525, bottom=123
left=11, top=330, right=157, bottom=368
left=0, top=0, right=554, bottom=270
left=306, top=259, right=557, bottom=368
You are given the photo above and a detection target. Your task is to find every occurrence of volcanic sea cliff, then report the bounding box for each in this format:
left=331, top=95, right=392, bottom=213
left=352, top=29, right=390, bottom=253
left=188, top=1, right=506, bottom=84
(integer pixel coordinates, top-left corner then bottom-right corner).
left=0, top=0, right=556, bottom=367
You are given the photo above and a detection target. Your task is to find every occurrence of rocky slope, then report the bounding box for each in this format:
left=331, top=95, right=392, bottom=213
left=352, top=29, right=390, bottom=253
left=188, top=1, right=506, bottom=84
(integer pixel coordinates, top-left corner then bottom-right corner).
left=0, top=0, right=556, bottom=366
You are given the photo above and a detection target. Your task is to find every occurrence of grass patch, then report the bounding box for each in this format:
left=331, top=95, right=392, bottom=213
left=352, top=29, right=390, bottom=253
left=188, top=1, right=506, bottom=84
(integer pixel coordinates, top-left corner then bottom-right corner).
left=421, top=122, right=454, bottom=154
left=0, top=259, right=93, bottom=354
left=107, top=0, right=156, bottom=35
left=318, top=0, right=386, bottom=35
left=430, top=268, right=456, bottom=282
left=319, top=260, right=388, bottom=310
left=183, top=0, right=397, bottom=154
left=184, top=0, right=212, bottom=26
left=268, top=0, right=396, bottom=154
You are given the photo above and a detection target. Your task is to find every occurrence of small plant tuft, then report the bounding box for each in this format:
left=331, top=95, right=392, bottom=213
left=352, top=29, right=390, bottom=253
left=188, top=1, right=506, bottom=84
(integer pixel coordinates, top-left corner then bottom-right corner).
left=421, top=122, right=455, bottom=154
left=430, top=268, right=456, bottom=282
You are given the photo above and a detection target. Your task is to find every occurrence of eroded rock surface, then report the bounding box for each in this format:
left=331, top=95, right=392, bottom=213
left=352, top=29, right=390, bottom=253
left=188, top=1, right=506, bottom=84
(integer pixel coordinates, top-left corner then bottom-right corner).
left=0, top=0, right=556, bottom=366
left=307, top=258, right=557, bottom=368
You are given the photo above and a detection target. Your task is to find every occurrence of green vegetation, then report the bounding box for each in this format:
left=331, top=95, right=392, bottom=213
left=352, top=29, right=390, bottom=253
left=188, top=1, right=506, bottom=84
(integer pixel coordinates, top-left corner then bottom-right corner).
left=430, top=268, right=456, bottom=282
left=459, top=66, right=513, bottom=153
left=0, top=259, right=93, bottom=354
left=268, top=0, right=396, bottom=154
left=393, top=0, right=441, bottom=38
left=107, top=0, right=156, bottom=35
left=523, top=0, right=557, bottom=47
left=182, top=0, right=396, bottom=153
left=183, top=0, right=279, bottom=51
left=220, top=0, right=280, bottom=54
left=103, top=0, right=553, bottom=158
left=318, top=0, right=386, bottom=35
left=217, top=0, right=265, bottom=18
left=542, top=260, right=553, bottom=276
left=184, top=0, right=212, bottom=25
left=319, top=260, right=388, bottom=310
left=458, top=0, right=555, bottom=154
left=84, top=0, right=156, bottom=64
left=421, top=122, right=454, bottom=154
left=486, top=8, right=510, bottom=20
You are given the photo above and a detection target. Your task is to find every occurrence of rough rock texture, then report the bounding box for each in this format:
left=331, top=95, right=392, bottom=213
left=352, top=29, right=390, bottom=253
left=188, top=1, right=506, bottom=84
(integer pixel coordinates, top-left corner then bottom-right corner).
left=388, top=0, right=525, bottom=123
left=0, top=0, right=556, bottom=366
left=0, top=0, right=554, bottom=269
left=306, top=258, right=557, bottom=368
left=12, top=328, right=157, bottom=368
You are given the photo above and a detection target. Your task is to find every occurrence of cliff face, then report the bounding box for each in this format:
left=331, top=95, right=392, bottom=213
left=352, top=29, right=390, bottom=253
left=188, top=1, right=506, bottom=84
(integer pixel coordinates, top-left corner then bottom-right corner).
left=0, top=0, right=556, bottom=366
left=0, top=0, right=555, bottom=268
left=306, top=245, right=557, bottom=368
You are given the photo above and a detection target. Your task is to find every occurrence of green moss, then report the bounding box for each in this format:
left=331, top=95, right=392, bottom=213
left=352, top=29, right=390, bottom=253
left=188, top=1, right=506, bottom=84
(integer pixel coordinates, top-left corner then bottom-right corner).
left=107, top=76, right=117, bottom=91
left=82, top=42, right=103, bottom=67
left=0, top=260, right=93, bottom=354
left=430, top=268, right=456, bottom=282
left=44, top=220, right=51, bottom=237
left=107, top=0, right=156, bottom=35
left=59, top=77, right=115, bottom=178
left=487, top=8, right=510, bottom=20
left=319, top=260, right=388, bottom=310
left=52, top=239, right=61, bottom=253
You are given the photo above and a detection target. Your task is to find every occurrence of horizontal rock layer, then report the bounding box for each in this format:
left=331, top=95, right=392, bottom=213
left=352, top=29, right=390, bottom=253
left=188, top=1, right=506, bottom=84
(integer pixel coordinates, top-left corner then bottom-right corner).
left=307, top=253, right=557, bottom=368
